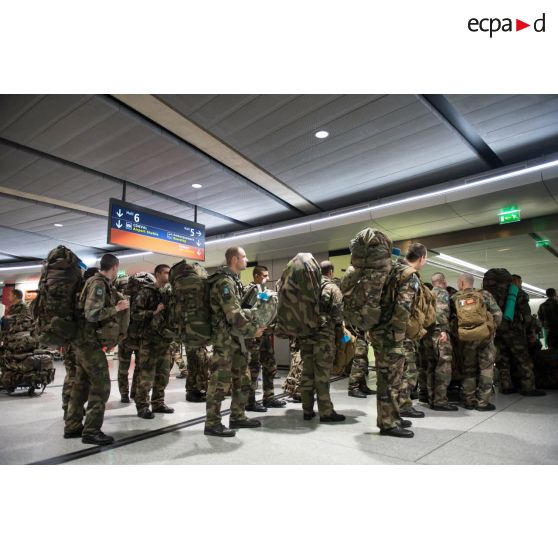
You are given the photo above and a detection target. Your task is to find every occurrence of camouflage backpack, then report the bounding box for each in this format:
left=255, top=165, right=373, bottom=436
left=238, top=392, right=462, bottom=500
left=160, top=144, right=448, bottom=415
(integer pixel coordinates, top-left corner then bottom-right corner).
left=122, top=272, right=155, bottom=347
left=333, top=327, right=356, bottom=375
left=241, top=283, right=278, bottom=328
left=33, top=245, right=83, bottom=347
left=377, top=262, right=435, bottom=339
left=169, top=260, right=212, bottom=348
left=482, top=268, right=513, bottom=311
left=453, top=289, right=494, bottom=342
left=275, top=253, right=322, bottom=338
left=340, top=228, right=393, bottom=332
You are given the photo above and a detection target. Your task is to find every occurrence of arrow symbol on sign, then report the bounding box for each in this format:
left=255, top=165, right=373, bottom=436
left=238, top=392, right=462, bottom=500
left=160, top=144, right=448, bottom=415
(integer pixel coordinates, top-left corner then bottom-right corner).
left=196, top=240, right=201, bottom=247
left=197, top=249, right=201, bottom=255
left=116, top=220, right=122, bottom=229
left=516, top=19, right=530, bottom=31
left=116, top=209, right=123, bottom=217
left=196, top=230, right=201, bottom=237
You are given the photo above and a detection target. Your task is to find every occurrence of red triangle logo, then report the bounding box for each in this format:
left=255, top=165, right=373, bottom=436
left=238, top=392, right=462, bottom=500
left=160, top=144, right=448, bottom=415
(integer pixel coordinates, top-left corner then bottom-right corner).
left=516, top=19, right=530, bottom=31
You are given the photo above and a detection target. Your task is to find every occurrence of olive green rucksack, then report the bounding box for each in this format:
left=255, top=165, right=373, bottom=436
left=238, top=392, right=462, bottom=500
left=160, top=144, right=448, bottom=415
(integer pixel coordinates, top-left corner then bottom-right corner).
left=169, top=260, right=212, bottom=348
left=241, top=283, right=278, bottom=328
left=33, top=245, right=83, bottom=348
left=453, top=289, right=494, bottom=342
left=275, top=253, right=322, bottom=339
left=341, top=228, right=393, bottom=332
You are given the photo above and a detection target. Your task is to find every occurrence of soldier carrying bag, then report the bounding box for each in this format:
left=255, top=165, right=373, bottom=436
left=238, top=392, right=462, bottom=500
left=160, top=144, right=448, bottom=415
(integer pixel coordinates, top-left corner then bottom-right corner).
left=275, top=253, right=322, bottom=339
left=454, top=289, right=494, bottom=342
left=340, top=228, right=393, bottom=333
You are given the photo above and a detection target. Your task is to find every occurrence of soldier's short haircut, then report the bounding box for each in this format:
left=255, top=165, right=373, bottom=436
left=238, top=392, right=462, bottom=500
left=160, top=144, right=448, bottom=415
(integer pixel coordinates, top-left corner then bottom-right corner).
left=83, top=267, right=99, bottom=280
left=431, top=272, right=445, bottom=284
left=459, top=273, right=475, bottom=287
left=154, top=264, right=170, bottom=276
left=225, top=247, right=242, bottom=265
left=406, top=242, right=427, bottom=262
left=320, top=260, right=335, bottom=275
left=546, top=288, right=556, bottom=297
left=12, top=289, right=23, bottom=300
left=512, top=274, right=522, bottom=281
left=253, top=265, right=268, bottom=278
left=100, top=253, right=119, bottom=271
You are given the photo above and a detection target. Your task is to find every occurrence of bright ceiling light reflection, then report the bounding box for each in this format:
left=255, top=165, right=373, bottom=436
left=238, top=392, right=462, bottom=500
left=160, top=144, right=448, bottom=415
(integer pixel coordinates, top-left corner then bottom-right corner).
left=315, top=130, right=329, bottom=139
left=192, top=183, right=203, bottom=189
left=54, top=223, right=64, bottom=227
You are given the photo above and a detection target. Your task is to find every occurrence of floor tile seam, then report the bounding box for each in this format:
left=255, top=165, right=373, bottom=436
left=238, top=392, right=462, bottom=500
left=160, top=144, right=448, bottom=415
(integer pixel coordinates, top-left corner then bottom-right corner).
left=412, top=396, right=524, bottom=463
left=300, top=430, right=420, bottom=464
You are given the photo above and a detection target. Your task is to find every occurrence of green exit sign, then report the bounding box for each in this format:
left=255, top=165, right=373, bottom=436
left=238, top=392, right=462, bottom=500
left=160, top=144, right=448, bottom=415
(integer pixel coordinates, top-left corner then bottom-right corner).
left=498, top=207, right=521, bottom=225
left=536, top=240, right=551, bottom=248
left=117, top=270, right=127, bottom=278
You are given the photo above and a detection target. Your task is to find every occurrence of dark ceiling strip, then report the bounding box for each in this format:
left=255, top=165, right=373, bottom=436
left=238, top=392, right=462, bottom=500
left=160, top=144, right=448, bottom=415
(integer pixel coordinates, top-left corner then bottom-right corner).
left=529, top=232, right=558, bottom=259
left=0, top=137, right=249, bottom=228
left=419, top=95, right=504, bottom=169
left=0, top=249, right=42, bottom=262
left=105, top=94, right=313, bottom=216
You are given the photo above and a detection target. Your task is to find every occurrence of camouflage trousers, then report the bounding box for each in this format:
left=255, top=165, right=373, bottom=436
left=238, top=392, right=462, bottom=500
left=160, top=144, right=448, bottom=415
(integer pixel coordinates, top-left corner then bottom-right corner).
left=282, top=340, right=302, bottom=399
left=117, top=338, right=139, bottom=398
left=62, top=344, right=77, bottom=420
left=416, top=336, right=429, bottom=398
left=424, top=332, right=453, bottom=406
left=399, top=338, right=419, bottom=411
left=372, top=333, right=404, bottom=430
left=461, top=338, right=496, bottom=406
left=170, top=341, right=187, bottom=375
left=299, top=333, right=335, bottom=417
left=65, top=341, right=111, bottom=436
left=185, top=346, right=210, bottom=394
left=205, top=340, right=251, bottom=427
left=495, top=332, right=536, bottom=392
left=248, top=333, right=276, bottom=401
left=348, top=333, right=368, bottom=390
left=135, top=341, right=171, bottom=411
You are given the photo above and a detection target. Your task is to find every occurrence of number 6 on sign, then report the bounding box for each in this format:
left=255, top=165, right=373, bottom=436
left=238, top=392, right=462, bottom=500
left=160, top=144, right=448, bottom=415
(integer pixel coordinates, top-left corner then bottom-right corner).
left=134, top=213, right=140, bottom=223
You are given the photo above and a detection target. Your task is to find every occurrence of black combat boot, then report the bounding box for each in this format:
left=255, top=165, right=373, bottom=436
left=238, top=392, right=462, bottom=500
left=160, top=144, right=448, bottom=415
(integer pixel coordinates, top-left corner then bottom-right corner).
left=430, top=403, right=459, bottom=411
left=204, top=423, right=236, bottom=437
left=359, top=384, right=376, bottom=395
left=379, top=426, right=414, bottom=438
left=399, top=406, right=425, bottom=418
left=186, top=390, right=206, bottom=402
left=120, top=394, right=130, bottom=403
left=264, top=398, right=287, bottom=408
left=320, top=410, right=346, bottom=423
left=63, top=427, right=83, bottom=439
left=303, top=410, right=316, bottom=420
left=398, top=419, right=413, bottom=428
left=229, top=417, right=262, bottom=429
left=418, top=390, right=429, bottom=404
left=137, top=407, right=155, bottom=419
left=82, top=431, right=114, bottom=445
left=152, top=404, right=175, bottom=413
left=245, top=397, right=267, bottom=412
left=348, top=388, right=367, bottom=398
left=476, top=403, right=496, bottom=411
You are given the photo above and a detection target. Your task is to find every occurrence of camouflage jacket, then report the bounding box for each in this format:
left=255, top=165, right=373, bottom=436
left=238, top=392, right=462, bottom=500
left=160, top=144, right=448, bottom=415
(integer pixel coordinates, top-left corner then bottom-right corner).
left=131, top=283, right=171, bottom=344
left=432, top=286, right=450, bottom=334
left=210, top=266, right=258, bottom=345
left=515, top=289, right=532, bottom=330
left=452, top=288, right=503, bottom=329
left=79, top=273, right=119, bottom=324
left=8, top=301, right=29, bottom=318
left=318, top=277, right=344, bottom=337
left=389, top=260, right=420, bottom=338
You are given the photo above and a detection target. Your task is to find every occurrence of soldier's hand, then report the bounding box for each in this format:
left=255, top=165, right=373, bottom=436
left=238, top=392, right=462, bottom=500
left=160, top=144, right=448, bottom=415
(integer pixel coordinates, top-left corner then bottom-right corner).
left=255, top=326, right=266, bottom=338
left=440, top=331, right=448, bottom=343
left=154, top=303, right=165, bottom=315
left=115, top=299, right=130, bottom=312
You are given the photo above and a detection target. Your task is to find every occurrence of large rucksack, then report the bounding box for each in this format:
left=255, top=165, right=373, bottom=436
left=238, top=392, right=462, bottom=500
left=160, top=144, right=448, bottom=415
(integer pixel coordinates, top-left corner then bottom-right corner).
left=169, top=260, right=212, bottom=348
left=482, top=268, right=513, bottom=311
left=453, top=289, right=494, bottom=342
left=341, top=228, right=393, bottom=332
left=122, top=272, right=155, bottom=347
left=241, top=283, right=278, bottom=328
left=33, top=245, right=83, bottom=347
left=275, top=253, right=322, bottom=338
left=377, top=263, right=434, bottom=339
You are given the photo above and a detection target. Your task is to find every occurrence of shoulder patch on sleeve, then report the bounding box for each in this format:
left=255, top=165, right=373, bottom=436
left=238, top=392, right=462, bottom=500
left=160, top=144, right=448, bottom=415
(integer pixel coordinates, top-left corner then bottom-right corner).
left=222, top=286, right=232, bottom=300
left=95, top=286, right=104, bottom=297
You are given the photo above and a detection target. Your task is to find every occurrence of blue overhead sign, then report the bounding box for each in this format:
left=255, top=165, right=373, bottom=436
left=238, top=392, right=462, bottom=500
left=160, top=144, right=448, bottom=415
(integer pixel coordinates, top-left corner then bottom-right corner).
left=107, top=198, right=205, bottom=261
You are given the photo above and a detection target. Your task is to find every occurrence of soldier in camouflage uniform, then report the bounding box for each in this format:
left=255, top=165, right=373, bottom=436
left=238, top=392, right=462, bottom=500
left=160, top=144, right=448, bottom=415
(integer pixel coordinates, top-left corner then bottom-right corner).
left=425, top=273, right=458, bottom=411
left=117, top=337, right=139, bottom=403
left=347, top=329, right=376, bottom=398
left=170, top=340, right=188, bottom=378
left=371, top=243, right=427, bottom=438
left=64, top=254, right=129, bottom=445
left=245, top=265, right=285, bottom=412
left=452, top=273, right=503, bottom=410
left=133, top=264, right=175, bottom=419
left=204, top=247, right=266, bottom=437
left=495, top=275, right=545, bottom=396
left=299, top=261, right=346, bottom=422
left=185, top=345, right=210, bottom=402
left=538, top=288, right=558, bottom=349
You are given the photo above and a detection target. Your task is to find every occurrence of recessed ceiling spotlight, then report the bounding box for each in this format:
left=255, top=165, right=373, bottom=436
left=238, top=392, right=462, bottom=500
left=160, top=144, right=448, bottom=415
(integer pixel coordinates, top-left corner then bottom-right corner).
left=315, top=130, right=329, bottom=139
left=192, top=183, right=203, bottom=189
left=54, top=223, right=64, bottom=227
left=497, top=248, right=511, bottom=252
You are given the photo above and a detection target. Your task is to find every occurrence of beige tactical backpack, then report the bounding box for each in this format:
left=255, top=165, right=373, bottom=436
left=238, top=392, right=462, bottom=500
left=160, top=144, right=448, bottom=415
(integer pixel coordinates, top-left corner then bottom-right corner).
left=454, top=289, right=494, bottom=342
left=405, top=270, right=436, bottom=340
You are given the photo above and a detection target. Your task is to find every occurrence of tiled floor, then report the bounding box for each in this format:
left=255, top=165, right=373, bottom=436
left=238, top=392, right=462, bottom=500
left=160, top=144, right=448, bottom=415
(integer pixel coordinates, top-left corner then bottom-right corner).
left=1, top=359, right=557, bottom=465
